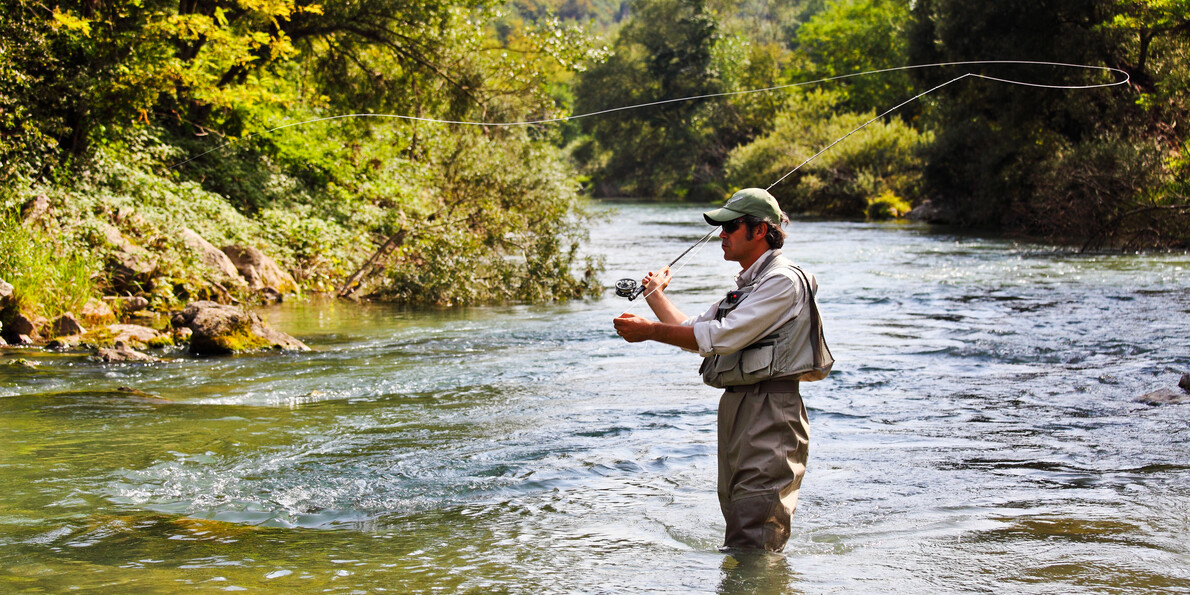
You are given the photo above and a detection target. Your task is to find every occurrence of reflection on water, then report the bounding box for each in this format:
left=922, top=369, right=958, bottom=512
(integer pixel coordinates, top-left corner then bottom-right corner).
left=1, top=203, right=1189, bottom=592
left=718, top=550, right=799, bottom=595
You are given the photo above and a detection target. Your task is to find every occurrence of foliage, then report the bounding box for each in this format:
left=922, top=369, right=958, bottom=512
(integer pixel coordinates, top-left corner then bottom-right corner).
left=905, top=0, right=1189, bottom=246
left=376, top=128, right=600, bottom=306
left=726, top=90, right=929, bottom=218
left=794, top=0, right=916, bottom=115
left=572, top=0, right=727, bottom=200
left=866, top=190, right=912, bottom=221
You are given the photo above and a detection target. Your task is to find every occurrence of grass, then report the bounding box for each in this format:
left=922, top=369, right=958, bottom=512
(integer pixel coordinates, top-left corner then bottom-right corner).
left=0, top=210, right=99, bottom=323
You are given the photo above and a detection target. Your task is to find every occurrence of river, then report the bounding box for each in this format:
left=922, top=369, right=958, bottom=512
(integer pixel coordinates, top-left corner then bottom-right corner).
left=2, top=202, right=1188, bottom=593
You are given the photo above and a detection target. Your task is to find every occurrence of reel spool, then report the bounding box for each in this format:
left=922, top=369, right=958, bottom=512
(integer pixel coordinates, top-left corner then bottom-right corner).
left=615, top=278, right=646, bottom=300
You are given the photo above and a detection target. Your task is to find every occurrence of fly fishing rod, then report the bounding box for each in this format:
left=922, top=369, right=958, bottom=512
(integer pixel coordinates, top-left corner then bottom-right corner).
left=614, top=227, right=719, bottom=300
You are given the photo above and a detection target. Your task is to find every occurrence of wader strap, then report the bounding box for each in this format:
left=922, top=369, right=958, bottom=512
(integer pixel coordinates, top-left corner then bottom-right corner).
left=724, top=377, right=801, bottom=394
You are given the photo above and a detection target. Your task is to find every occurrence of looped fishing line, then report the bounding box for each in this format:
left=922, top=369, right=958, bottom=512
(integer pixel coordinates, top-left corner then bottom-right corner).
left=165, top=60, right=1130, bottom=315
left=609, top=59, right=1128, bottom=314
left=169, top=60, right=1129, bottom=170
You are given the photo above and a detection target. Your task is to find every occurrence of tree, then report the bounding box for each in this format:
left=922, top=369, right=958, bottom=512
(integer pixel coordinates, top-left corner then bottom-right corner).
left=572, top=0, right=726, bottom=199
left=795, top=0, right=916, bottom=115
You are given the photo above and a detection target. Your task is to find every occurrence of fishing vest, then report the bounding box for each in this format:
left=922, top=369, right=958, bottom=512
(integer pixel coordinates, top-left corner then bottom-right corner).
left=699, top=253, right=834, bottom=389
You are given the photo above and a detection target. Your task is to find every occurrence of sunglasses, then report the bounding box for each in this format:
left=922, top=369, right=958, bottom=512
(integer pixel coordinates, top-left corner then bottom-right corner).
left=720, top=218, right=746, bottom=233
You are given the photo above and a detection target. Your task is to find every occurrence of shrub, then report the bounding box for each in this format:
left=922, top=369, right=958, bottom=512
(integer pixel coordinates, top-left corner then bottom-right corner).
left=726, top=89, right=930, bottom=218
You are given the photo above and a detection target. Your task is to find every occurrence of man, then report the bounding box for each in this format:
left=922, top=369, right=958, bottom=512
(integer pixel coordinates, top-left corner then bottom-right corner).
left=613, top=187, right=832, bottom=552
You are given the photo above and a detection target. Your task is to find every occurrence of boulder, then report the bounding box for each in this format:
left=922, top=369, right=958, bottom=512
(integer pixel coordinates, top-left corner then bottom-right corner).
left=906, top=199, right=955, bottom=224
left=221, top=245, right=298, bottom=295
left=1135, top=388, right=1190, bottom=406
left=51, top=313, right=85, bottom=337
left=95, top=341, right=159, bottom=363
left=106, top=323, right=163, bottom=346
left=182, top=228, right=245, bottom=286
left=81, top=299, right=116, bottom=326
left=4, top=312, right=43, bottom=343
left=109, top=296, right=150, bottom=314
left=48, top=335, right=83, bottom=350
left=21, top=194, right=51, bottom=223
left=175, top=300, right=310, bottom=355
left=1180, top=373, right=1190, bottom=393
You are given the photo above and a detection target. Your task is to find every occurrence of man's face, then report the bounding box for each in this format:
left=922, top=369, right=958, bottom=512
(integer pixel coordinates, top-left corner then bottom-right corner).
left=719, top=218, right=764, bottom=263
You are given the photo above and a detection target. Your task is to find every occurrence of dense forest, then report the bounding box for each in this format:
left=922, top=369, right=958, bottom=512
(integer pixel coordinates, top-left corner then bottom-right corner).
left=1, top=0, right=1187, bottom=328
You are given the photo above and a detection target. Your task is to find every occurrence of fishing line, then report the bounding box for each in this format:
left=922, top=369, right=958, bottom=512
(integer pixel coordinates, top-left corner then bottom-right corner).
left=167, top=60, right=1129, bottom=170
left=618, top=227, right=719, bottom=315
left=163, top=60, right=1130, bottom=310
left=610, top=60, right=1129, bottom=310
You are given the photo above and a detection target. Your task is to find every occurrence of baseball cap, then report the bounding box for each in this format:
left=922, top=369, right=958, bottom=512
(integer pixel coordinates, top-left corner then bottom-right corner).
left=703, top=188, right=782, bottom=226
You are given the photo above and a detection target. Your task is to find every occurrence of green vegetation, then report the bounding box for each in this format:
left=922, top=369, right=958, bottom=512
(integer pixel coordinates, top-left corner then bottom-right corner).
left=1, top=0, right=1187, bottom=334
left=0, top=209, right=97, bottom=321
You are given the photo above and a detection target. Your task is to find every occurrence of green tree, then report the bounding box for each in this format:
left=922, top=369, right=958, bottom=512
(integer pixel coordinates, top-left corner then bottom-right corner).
left=572, top=0, right=726, bottom=199
left=908, top=0, right=1188, bottom=247
left=727, top=89, right=928, bottom=218
left=795, top=0, right=915, bottom=115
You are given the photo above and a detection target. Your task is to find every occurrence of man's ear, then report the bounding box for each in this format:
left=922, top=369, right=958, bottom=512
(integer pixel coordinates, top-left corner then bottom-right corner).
left=749, top=221, right=768, bottom=241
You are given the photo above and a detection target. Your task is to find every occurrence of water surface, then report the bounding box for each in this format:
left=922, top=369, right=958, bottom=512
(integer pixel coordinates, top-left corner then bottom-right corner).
left=2, top=203, right=1188, bottom=592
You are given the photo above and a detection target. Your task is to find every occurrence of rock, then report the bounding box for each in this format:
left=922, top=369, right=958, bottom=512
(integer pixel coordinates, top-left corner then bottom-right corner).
left=116, top=386, right=172, bottom=402
left=108, top=296, right=150, bottom=315
left=221, top=245, right=297, bottom=295
left=1180, top=373, right=1190, bottom=393
left=176, top=301, right=310, bottom=355
left=81, top=299, right=116, bottom=326
left=48, top=335, right=83, bottom=350
left=0, top=278, right=13, bottom=305
left=106, top=323, right=163, bottom=346
left=173, top=326, right=193, bottom=343
left=1135, top=388, right=1190, bottom=406
left=95, top=341, right=159, bottom=363
left=182, top=228, right=245, bottom=286
left=906, top=199, right=954, bottom=224
left=4, top=312, right=43, bottom=343
left=102, top=224, right=158, bottom=292
left=51, top=313, right=86, bottom=337
left=21, top=194, right=51, bottom=223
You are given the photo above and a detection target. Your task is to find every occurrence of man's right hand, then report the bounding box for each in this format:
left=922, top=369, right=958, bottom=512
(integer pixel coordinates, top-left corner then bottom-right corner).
left=642, top=266, right=672, bottom=296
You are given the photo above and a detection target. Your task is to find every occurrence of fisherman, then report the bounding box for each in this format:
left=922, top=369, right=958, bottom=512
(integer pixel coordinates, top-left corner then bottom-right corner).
left=613, top=187, right=832, bottom=552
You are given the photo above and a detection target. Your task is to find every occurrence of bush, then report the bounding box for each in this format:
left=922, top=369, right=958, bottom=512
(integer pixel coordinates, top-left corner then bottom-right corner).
left=866, top=190, right=912, bottom=220
left=375, top=128, right=601, bottom=306
left=1014, top=136, right=1189, bottom=249
left=725, top=89, right=930, bottom=218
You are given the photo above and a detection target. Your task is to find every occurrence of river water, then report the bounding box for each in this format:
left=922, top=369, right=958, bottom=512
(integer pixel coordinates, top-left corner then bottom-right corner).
left=2, top=202, right=1188, bottom=593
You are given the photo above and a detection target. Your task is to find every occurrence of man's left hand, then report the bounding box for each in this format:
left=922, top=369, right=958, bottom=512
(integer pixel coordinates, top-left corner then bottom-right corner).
left=613, top=313, right=654, bottom=342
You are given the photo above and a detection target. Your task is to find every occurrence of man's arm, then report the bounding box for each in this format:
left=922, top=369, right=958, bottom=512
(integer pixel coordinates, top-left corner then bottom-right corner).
left=641, top=267, right=688, bottom=325
left=613, top=314, right=699, bottom=351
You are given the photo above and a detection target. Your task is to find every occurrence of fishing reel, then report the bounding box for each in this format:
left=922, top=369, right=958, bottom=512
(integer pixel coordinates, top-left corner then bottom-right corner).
left=614, top=278, right=647, bottom=300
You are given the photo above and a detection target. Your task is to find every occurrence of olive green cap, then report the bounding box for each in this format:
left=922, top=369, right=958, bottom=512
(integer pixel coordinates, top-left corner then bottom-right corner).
left=703, top=188, right=782, bottom=226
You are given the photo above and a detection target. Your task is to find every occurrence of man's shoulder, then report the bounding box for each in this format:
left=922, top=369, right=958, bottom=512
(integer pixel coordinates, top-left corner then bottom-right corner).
left=758, top=257, right=813, bottom=293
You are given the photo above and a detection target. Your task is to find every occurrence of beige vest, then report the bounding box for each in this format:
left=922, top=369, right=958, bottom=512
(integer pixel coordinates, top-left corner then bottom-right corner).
left=700, top=253, right=833, bottom=388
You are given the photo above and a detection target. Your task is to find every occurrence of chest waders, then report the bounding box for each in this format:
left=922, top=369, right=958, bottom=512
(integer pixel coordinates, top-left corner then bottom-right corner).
left=706, top=252, right=830, bottom=552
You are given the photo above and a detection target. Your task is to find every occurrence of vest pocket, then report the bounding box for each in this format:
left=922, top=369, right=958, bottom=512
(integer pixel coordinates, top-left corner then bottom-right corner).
left=741, top=343, right=774, bottom=375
